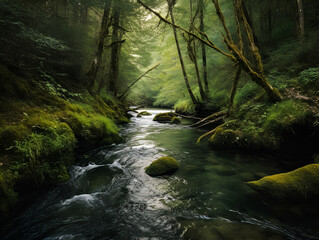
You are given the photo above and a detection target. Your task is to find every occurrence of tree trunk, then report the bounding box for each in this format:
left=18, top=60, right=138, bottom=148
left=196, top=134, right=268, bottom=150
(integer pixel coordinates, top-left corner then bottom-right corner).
left=169, top=2, right=199, bottom=106
left=109, top=5, right=121, bottom=96
left=87, top=5, right=111, bottom=94
left=189, top=0, right=206, bottom=101
left=228, top=64, right=241, bottom=113
left=199, top=0, right=209, bottom=95
left=296, top=0, right=305, bottom=42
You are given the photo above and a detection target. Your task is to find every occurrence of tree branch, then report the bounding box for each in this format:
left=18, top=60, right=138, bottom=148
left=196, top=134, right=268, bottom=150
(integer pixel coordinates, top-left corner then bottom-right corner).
left=119, top=63, right=160, bottom=99
left=137, top=0, right=237, bottom=62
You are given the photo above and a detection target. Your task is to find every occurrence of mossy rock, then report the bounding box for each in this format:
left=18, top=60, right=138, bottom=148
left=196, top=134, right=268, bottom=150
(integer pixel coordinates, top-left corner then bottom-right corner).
left=153, top=112, right=175, bottom=122
left=208, top=128, right=241, bottom=149
left=247, top=164, right=319, bottom=201
left=145, top=156, right=179, bottom=176
left=137, top=111, right=152, bottom=117
left=170, top=117, right=181, bottom=124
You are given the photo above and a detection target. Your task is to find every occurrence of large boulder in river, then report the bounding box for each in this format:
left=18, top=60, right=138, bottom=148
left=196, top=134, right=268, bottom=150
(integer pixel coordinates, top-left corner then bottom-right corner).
left=137, top=111, right=152, bottom=117
left=247, top=164, right=319, bottom=202
left=145, top=156, right=179, bottom=176
left=153, top=112, right=180, bottom=124
left=153, top=112, right=175, bottom=122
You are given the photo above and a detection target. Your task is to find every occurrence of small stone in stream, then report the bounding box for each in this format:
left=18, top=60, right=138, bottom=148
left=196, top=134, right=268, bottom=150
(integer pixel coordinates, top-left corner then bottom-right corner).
left=137, top=111, right=152, bottom=117
left=145, top=156, right=179, bottom=176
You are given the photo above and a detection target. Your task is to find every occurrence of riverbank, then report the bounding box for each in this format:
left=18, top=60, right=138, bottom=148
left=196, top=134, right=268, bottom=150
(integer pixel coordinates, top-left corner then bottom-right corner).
left=0, top=64, right=130, bottom=216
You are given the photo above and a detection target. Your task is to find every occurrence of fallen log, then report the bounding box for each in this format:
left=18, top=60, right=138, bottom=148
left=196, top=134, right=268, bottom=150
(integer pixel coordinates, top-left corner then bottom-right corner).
left=173, top=112, right=202, bottom=120
left=197, top=123, right=226, bottom=143
left=195, top=116, right=224, bottom=129
left=191, top=110, right=226, bottom=127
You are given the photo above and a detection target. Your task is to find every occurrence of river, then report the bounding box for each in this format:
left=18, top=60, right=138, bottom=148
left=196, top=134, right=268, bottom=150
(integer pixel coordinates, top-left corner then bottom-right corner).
left=1, top=109, right=319, bottom=240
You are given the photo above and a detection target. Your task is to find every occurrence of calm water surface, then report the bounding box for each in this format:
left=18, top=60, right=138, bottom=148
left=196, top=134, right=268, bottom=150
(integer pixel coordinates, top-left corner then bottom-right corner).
left=1, top=109, right=319, bottom=240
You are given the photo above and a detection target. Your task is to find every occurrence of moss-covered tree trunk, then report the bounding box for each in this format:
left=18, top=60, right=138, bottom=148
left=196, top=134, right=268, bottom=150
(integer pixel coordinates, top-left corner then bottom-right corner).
left=169, top=2, right=199, bottom=106
left=228, top=64, right=241, bottom=113
left=213, top=0, right=283, bottom=102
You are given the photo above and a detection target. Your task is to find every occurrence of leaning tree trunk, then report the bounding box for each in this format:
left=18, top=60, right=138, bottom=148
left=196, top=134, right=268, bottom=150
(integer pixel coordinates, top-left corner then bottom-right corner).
left=169, top=2, right=199, bottom=106
left=199, top=0, right=209, bottom=95
left=296, top=0, right=305, bottom=42
left=108, top=6, right=121, bottom=96
left=228, top=64, right=241, bottom=114
left=216, top=0, right=283, bottom=102
left=87, top=5, right=111, bottom=94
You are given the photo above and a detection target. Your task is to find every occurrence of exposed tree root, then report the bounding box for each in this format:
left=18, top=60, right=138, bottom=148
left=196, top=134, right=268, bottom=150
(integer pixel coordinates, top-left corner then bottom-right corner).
left=197, top=123, right=226, bottom=143
left=195, top=116, right=224, bottom=129
left=191, top=110, right=226, bottom=127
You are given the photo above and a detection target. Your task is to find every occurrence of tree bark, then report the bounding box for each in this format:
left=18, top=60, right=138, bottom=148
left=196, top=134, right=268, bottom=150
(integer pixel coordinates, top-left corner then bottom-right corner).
left=87, top=5, right=111, bottom=94
left=199, top=0, right=209, bottom=95
left=296, top=0, right=305, bottom=42
left=168, top=2, right=199, bottom=106
left=108, top=4, right=121, bottom=96
left=228, top=64, right=241, bottom=113
left=189, top=0, right=206, bottom=101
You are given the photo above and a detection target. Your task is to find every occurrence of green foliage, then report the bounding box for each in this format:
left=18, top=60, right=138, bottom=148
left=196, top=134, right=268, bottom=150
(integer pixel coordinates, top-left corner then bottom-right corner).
left=263, top=100, right=312, bottom=133
left=0, top=125, right=30, bottom=151
left=13, top=124, right=76, bottom=186
left=174, top=99, right=196, bottom=115
left=145, top=156, right=179, bottom=176
left=298, top=67, right=319, bottom=91
left=235, top=82, right=260, bottom=106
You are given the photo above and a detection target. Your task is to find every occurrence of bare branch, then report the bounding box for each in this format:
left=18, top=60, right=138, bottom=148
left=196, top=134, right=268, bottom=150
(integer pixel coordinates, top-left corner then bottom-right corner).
left=137, top=0, right=237, bottom=62
left=119, top=63, right=161, bottom=99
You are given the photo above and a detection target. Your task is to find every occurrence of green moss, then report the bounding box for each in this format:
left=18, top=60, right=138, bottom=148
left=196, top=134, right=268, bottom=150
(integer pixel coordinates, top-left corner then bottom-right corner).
left=0, top=125, right=30, bottom=151
left=209, top=128, right=239, bottom=147
left=145, top=156, right=179, bottom=176
left=174, top=99, right=196, bottom=115
left=137, top=111, right=152, bottom=117
left=170, top=117, right=181, bottom=124
left=13, top=122, right=76, bottom=186
left=59, top=110, right=120, bottom=147
left=263, top=100, right=312, bottom=133
left=153, top=112, right=175, bottom=122
left=247, top=164, right=319, bottom=201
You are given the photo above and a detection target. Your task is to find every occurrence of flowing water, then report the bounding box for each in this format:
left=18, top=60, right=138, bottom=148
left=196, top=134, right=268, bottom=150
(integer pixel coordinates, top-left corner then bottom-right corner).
left=1, top=109, right=319, bottom=240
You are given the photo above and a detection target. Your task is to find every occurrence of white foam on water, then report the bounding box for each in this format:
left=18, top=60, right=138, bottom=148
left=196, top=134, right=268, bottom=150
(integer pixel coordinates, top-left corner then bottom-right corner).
left=70, top=163, right=104, bottom=179
left=108, top=161, right=124, bottom=171
left=61, top=193, right=101, bottom=207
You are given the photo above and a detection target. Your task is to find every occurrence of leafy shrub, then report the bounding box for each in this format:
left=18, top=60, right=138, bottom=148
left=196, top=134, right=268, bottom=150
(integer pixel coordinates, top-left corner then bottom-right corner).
left=174, top=99, right=195, bottom=115
left=298, top=67, right=319, bottom=90
left=263, top=100, right=312, bottom=133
